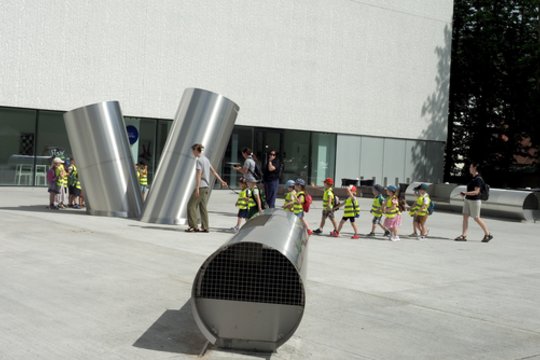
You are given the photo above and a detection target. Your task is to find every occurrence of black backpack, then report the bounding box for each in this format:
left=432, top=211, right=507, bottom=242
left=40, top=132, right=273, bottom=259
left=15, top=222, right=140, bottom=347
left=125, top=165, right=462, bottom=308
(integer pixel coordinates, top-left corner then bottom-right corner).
left=480, top=179, right=490, bottom=201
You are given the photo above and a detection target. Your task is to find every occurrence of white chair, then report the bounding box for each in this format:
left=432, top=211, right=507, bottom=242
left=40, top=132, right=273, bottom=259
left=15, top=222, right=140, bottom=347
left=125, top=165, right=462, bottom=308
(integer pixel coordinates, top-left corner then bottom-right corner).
left=35, top=165, right=48, bottom=186
left=15, top=164, right=33, bottom=185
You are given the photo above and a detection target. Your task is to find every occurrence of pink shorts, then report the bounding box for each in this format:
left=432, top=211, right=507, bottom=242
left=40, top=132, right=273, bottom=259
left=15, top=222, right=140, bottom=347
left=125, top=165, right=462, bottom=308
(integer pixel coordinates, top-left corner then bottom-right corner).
left=384, top=214, right=402, bottom=229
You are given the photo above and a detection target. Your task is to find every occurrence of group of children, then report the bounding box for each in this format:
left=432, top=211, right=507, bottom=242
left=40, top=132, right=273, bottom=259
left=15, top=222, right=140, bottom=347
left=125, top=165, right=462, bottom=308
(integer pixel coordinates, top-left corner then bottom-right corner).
left=46, top=157, right=84, bottom=210
left=232, top=176, right=432, bottom=241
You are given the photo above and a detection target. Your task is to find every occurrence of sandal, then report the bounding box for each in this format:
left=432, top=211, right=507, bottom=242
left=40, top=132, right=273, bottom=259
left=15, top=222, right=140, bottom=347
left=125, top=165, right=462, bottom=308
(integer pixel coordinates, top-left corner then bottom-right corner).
left=482, top=234, right=493, bottom=243
left=454, top=235, right=467, bottom=241
left=199, top=228, right=209, bottom=233
left=185, top=227, right=198, bottom=233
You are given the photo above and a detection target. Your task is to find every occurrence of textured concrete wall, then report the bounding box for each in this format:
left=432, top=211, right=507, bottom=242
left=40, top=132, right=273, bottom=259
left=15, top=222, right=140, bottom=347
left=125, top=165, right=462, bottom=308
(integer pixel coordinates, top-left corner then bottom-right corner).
left=0, top=0, right=453, bottom=141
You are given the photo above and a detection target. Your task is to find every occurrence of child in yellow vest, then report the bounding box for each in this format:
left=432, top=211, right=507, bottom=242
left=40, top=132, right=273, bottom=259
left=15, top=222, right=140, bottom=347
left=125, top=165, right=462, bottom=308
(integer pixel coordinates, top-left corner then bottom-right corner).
left=366, top=184, right=389, bottom=237
left=331, top=185, right=360, bottom=239
left=292, top=178, right=313, bottom=235
left=230, top=178, right=250, bottom=233
left=383, top=185, right=403, bottom=241
left=136, top=161, right=149, bottom=202
left=313, top=177, right=338, bottom=235
left=282, top=179, right=297, bottom=212
left=412, top=183, right=431, bottom=239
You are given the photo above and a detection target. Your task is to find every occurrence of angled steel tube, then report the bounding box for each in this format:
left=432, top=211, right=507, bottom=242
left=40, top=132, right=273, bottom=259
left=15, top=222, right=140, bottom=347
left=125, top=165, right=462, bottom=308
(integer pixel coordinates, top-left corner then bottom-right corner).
left=63, top=101, right=143, bottom=219
left=192, top=209, right=309, bottom=352
left=141, top=88, right=239, bottom=224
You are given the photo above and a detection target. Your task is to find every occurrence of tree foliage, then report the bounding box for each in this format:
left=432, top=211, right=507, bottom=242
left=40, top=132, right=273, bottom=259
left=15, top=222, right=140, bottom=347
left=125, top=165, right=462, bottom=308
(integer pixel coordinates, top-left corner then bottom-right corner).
left=446, top=0, right=540, bottom=187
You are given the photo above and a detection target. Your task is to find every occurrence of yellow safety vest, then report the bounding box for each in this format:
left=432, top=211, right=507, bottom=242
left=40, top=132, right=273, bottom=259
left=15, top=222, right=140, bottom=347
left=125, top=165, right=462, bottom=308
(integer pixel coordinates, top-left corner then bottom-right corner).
left=284, top=191, right=294, bottom=212
left=138, top=169, right=148, bottom=186
left=323, top=188, right=334, bottom=211
left=293, top=191, right=305, bottom=214
left=415, top=194, right=430, bottom=216
left=55, top=166, right=64, bottom=186
left=384, top=196, right=400, bottom=218
left=236, top=189, right=249, bottom=210
left=247, top=188, right=258, bottom=209
left=343, top=197, right=360, bottom=217
left=370, top=195, right=384, bottom=217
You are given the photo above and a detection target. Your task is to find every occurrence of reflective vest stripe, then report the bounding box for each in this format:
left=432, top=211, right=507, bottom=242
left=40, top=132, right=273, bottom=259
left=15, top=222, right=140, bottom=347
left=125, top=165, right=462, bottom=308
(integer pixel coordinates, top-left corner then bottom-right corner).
left=236, top=189, right=249, bottom=210
left=344, top=197, right=360, bottom=217
left=293, top=191, right=305, bottom=214
left=370, top=196, right=383, bottom=216
left=384, top=196, right=399, bottom=218
left=323, top=188, right=334, bottom=210
left=415, top=195, right=430, bottom=216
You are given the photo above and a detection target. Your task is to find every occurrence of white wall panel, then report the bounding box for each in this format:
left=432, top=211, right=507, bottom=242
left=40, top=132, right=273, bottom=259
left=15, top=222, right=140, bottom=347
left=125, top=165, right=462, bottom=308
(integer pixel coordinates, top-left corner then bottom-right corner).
left=0, top=0, right=453, bottom=142
left=335, top=134, right=361, bottom=186
left=360, top=137, right=384, bottom=184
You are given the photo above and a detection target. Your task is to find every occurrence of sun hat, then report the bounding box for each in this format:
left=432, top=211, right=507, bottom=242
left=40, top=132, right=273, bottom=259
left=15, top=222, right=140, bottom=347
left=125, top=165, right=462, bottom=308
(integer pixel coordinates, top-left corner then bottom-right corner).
left=53, top=157, right=64, bottom=164
left=286, top=179, right=295, bottom=188
left=386, top=184, right=397, bottom=192
left=324, top=178, right=334, bottom=185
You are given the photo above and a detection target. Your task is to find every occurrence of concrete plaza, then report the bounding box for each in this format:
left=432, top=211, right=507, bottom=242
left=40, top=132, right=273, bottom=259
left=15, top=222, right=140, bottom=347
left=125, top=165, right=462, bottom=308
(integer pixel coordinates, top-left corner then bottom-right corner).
left=1, top=187, right=539, bottom=359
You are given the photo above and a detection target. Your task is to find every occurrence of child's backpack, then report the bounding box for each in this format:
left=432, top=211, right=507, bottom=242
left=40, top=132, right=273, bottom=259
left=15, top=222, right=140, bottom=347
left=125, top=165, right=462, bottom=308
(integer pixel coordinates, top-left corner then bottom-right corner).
left=302, top=193, right=312, bottom=212
left=46, top=168, right=55, bottom=184
left=480, top=179, right=490, bottom=201
left=249, top=162, right=263, bottom=181
left=332, top=194, right=341, bottom=210
left=427, top=200, right=435, bottom=215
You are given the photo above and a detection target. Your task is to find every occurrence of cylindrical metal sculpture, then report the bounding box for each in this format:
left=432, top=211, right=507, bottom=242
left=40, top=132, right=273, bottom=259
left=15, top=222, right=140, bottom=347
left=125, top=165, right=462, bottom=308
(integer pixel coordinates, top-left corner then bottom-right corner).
left=141, top=88, right=239, bottom=224
left=63, top=101, right=143, bottom=219
left=191, top=209, right=308, bottom=352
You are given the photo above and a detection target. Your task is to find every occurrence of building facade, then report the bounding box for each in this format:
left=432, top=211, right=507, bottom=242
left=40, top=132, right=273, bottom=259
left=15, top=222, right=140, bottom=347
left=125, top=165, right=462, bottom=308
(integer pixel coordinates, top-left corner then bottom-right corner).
left=0, top=1, right=453, bottom=187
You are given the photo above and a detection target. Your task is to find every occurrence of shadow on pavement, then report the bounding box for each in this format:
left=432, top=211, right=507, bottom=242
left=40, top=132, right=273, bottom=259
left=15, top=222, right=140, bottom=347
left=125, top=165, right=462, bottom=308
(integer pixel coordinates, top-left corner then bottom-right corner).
left=0, top=205, right=87, bottom=215
left=133, top=300, right=273, bottom=359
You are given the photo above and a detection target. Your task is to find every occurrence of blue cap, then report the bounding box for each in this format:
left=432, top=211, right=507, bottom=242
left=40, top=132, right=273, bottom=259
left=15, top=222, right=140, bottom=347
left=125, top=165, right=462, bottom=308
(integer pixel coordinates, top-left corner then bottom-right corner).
left=295, top=178, right=306, bottom=187
left=386, top=185, right=397, bottom=192
left=286, top=179, right=295, bottom=188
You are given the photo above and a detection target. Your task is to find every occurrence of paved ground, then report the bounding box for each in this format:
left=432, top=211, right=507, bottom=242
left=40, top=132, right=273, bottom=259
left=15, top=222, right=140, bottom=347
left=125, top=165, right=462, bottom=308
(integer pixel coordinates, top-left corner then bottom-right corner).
left=1, top=187, right=539, bottom=360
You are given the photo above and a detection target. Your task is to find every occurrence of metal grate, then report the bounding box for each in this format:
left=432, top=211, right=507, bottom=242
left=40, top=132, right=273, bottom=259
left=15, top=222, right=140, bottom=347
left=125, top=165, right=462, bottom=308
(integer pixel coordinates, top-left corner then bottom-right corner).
left=197, top=242, right=304, bottom=306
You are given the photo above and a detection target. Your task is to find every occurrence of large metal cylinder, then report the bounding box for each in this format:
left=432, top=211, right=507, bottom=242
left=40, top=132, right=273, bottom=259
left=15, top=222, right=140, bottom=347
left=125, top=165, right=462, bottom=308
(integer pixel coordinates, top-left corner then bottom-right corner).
left=191, top=209, right=308, bottom=352
left=141, top=88, right=239, bottom=224
left=63, top=101, right=143, bottom=219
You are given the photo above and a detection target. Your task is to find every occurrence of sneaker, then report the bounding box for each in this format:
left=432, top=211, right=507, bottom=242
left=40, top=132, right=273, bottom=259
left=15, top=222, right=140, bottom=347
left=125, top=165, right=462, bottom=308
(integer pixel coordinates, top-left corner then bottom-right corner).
left=366, top=232, right=376, bottom=237
left=383, top=230, right=391, bottom=237
left=313, top=228, right=322, bottom=235
left=409, top=233, right=418, bottom=237
left=73, top=204, right=81, bottom=209
left=48, top=205, right=59, bottom=210
left=330, top=230, right=340, bottom=237
left=351, top=234, right=360, bottom=239
left=391, top=236, right=401, bottom=242
left=230, top=226, right=239, bottom=233
left=482, top=234, right=493, bottom=243
left=419, top=236, right=425, bottom=240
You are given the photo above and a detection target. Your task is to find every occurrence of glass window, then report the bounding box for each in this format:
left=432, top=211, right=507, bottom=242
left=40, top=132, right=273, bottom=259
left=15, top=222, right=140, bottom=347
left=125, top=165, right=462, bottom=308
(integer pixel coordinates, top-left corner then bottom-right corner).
left=126, top=117, right=158, bottom=183
left=156, top=119, right=173, bottom=162
left=310, top=132, right=336, bottom=186
left=0, top=107, right=37, bottom=185
left=36, top=110, right=71, bottom=159
left=221, top=126, right=253, bottom=188
left=282, top=130, right=310, bottom=183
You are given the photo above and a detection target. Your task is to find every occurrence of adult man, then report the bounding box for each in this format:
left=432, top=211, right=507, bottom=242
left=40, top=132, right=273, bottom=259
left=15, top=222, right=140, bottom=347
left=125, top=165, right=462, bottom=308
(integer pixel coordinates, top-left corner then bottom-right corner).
left=262, top=149, right=280, bottom=208
left=186, top=143, right=227, bottom=233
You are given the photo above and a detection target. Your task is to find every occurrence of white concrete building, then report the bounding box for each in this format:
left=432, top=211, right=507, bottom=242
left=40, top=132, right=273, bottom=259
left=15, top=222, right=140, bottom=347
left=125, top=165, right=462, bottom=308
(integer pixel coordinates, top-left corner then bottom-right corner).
left=0, top=0, right=453, bottom=187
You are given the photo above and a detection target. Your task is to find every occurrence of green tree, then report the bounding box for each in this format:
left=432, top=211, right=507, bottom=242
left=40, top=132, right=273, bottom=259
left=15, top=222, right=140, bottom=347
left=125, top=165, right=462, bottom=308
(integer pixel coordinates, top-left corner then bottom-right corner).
left=447, top=0, right=540, bottom=187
